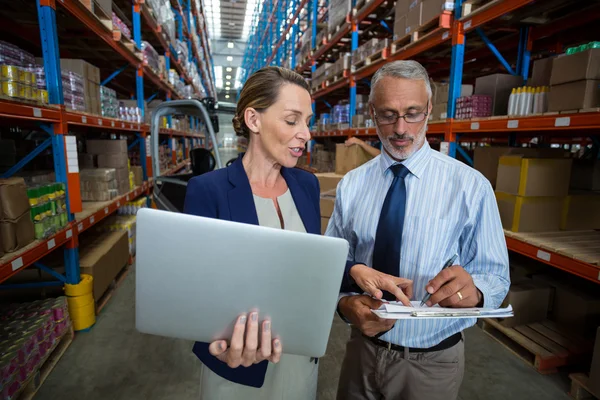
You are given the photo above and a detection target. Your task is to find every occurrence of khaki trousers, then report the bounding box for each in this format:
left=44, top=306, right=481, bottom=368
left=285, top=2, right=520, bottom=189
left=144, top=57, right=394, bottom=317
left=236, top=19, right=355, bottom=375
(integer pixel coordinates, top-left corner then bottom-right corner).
left=337, top=328, right=465, bottom=400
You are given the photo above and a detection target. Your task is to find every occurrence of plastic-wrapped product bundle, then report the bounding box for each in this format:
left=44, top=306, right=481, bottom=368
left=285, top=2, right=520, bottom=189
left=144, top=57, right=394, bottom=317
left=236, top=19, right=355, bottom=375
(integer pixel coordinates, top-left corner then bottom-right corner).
left=0, top=40, right=35, bottom=66
left=455, top=95, right=492, bottom=120
left=328, top=0, right=351, bottom=33
left=168, top=69, right=180, bottom=87
left=175, top=40, right=189, bottom=65
left=61, top=70, right=86, bottom=112
left=112, top=12, right=132, bottom=40
left=142, top=41, right=161, bottom=73
left=182, top=85, right=194, bottom=99
left=80, top=168, right=119, bottom=201
left=100, top=86, right=118, bottom=118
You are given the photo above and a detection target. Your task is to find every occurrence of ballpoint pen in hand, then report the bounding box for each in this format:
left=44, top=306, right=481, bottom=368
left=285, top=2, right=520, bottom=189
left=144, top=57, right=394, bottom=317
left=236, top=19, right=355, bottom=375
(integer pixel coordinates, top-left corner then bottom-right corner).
left=420, top=253, right=459, bottom=307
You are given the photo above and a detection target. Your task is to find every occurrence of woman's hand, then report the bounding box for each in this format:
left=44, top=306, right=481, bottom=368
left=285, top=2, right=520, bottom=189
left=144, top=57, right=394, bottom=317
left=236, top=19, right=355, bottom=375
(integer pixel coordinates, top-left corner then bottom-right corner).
left=209, top=312, right=282, bottom=368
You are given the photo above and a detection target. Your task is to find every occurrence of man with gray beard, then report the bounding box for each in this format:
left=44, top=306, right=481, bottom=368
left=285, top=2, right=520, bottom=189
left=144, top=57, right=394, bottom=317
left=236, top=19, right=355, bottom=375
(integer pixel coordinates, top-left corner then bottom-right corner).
left=325, top=60, right=510, bottom=400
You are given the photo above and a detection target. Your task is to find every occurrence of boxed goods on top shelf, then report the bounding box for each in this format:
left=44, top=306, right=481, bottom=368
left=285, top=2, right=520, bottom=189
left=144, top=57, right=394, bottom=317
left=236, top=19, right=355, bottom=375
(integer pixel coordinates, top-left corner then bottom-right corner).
left=0, top=178, right=35, bottom=254
left=0, top=297, right=71, bottom=400
left=548, top=45, right=600, bottom=112
left=112, top=12, right=132, bottom=40
left=328, top=0, right=351, bottom=32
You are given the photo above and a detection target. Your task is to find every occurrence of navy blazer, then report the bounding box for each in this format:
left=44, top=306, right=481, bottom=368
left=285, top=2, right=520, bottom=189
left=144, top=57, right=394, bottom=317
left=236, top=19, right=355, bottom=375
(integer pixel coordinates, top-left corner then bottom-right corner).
left=182, top=155, right=321, bottom=388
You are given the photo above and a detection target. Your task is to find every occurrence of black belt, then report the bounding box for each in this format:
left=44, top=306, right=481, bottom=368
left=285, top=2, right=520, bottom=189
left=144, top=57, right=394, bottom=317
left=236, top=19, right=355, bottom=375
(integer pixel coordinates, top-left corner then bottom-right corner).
left=364, top=332, right=461, bottom=353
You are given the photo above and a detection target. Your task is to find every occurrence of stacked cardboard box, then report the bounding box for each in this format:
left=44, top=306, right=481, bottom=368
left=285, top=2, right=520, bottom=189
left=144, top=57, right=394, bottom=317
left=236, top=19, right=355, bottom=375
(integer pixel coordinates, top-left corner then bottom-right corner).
left=312, top=144, right=335, bottom=173
left=316, top=173, right=344, bottom=234
left=499, top=280, right=552, bottom=327
left=131, top=165, right=144, bottom=187
left=529, top=57, right=554, bottom=87
left=474, top=74, right=523, bottom=116
left=330, top=53, right=351, bottom=79
left=561, top=192, right=600, bottom=230
left=495, top=154, right=572, bottom=232
left=85, top=139, right=130, bottom=195
left=335, top=143, right=374, bottom=175
left=79, top=169, right=119, bottom=202
left=60, top=59, right=102, bottom=115
left=79, top=229, right=129, bottom=301
left=0, top=178, right=35, bottom=254
left=548, top=49, right=600, bottom=112
left=351, top=39, right=386, bottom=68
left=311, top=62, right=334, bottom=90
left=473, top=146, right=566, bottom=188
left=430, top=83, right=473, bottom=120
left=328, top=0, right=351, bottom=32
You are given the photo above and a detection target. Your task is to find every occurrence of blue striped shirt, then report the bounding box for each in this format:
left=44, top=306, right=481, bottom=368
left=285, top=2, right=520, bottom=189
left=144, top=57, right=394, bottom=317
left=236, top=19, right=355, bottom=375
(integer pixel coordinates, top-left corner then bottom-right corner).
left=325, top=141, right=510, bottom=348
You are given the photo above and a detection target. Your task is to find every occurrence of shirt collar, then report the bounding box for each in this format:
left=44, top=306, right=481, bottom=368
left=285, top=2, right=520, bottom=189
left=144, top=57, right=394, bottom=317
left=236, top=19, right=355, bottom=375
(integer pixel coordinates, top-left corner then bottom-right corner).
left=379, top=140, right=432, bottom=179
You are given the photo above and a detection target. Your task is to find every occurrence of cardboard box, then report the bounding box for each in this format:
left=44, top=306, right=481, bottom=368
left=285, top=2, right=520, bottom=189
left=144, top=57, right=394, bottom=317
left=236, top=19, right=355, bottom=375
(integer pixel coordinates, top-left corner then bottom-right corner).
left=393, top=16, right=407, bottom=41
left=561, top=192, right=600, bottom=230
left=421, top=0, right=453, bottom=25
left=0, top=212, right=35, bottom=253
left=79, top=153, right=97, bottom=169
left=433, top=83, right=473, bottom=104
left=86, top=139, right=128, bottom=155
left=0, top=178, right=31, bottom=220
left=496, top=155, right=572, bottom=197
left=132, top=166, right=144, bottom=187
left=550, top=49, right=600, bottom=86
left=320, top=189, right=336, bottom=218
left=406, top=1, right=423, bottom=33
left=495, top=192, right=564, bottom=232
left=499, top=281, right=551, bottom=327
left=315, top=173, right=344, bottom=193
left=321, top=217, right=330, bottom=235
left=97, top=153, right=129, bottom=169
left=548, top=80, right=600, bottom=112
left=60, top=59, right=100, bottom=84
left=335, top=143, right=374, bottom=175
left=431, top=102, right=448, bottom=120
left=590, top=328, right=600, bottom=398
left=529, top=57, right=554, bottom=87
left=79, top=230, right=129, bottom=301
left=473, top=147, right=566, bottom=188
left=571, top=159, right=600, bottom=191
left=474, top=74, right=524, bottom=116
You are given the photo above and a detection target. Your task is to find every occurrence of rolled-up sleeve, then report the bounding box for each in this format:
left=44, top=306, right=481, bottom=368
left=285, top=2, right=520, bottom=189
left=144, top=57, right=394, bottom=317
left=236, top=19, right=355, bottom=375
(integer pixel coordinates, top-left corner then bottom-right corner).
left=461, top=181, right=510, bottom=309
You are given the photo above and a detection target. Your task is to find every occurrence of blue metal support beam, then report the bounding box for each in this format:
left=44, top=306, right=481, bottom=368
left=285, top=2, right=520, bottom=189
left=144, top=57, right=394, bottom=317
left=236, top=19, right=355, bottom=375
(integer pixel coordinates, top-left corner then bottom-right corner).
left=456, top=144, right=474, bottom=166
left=34, top=262, right=67, bottom=283
left=517, top=27, right=531, bottom=83
left=0, top=281, right=64, bottom=290
left=447, top=0, right=466, bottom=158
left=101, top=64, right=129, bottom=86
left=133, top=5, right=142, bottom=49
left=128, top=137, right=142, bottom=151
left=1, top=137, right=52, bottom=178
left=146, top=91, right=159, bottom=102
left=37, top=0, right=64, bottom=104
left=476, top=28, right=516, bottom=76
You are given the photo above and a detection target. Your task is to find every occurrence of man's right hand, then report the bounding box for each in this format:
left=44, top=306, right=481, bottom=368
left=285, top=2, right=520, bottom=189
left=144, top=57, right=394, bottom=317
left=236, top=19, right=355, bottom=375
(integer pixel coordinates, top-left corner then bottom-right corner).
left=338, top=295, right=396, bottom=337
left=349, top=264, right=413, bottom=306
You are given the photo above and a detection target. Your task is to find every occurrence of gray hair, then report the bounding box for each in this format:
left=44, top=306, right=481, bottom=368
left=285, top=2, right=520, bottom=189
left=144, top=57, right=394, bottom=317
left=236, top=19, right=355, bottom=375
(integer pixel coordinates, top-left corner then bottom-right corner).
left=369, top=60, right=432, bottom=104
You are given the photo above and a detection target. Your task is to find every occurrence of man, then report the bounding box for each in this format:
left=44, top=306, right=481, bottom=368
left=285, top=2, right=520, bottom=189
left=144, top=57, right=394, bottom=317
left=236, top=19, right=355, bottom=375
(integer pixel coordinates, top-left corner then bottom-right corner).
left=325, top=60, right=510, bottom=400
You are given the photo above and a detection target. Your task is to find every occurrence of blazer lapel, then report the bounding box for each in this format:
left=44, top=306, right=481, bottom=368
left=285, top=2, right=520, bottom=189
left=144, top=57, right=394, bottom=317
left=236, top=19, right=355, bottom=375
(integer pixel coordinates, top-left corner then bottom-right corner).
left=227, top=156, right=259, bottom=225
left=282, top=168, right=320, bottom=235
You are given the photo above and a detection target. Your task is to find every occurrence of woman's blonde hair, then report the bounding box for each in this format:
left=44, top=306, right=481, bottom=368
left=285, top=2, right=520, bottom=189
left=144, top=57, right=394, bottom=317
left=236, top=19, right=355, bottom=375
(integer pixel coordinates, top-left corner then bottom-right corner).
left=232, top=66, right=310, bottom=138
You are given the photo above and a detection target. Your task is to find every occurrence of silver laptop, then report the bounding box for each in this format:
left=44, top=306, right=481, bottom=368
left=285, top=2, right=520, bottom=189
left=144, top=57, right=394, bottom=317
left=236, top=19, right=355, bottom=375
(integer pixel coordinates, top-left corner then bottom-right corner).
left=135, top=208, right=349, bottom=358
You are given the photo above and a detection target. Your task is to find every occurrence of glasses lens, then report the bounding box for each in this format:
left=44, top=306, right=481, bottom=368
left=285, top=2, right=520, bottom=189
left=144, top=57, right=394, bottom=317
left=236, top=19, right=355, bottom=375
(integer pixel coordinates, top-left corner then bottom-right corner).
left=377, top=114, right=397, bottom=125
left=405, top=113, right=426, bottom=123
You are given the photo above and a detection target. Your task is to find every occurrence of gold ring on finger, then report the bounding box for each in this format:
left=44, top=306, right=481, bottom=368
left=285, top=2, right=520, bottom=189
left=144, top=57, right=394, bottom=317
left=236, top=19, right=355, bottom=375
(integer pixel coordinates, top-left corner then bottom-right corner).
left=457, top=291, right=463, bottom=301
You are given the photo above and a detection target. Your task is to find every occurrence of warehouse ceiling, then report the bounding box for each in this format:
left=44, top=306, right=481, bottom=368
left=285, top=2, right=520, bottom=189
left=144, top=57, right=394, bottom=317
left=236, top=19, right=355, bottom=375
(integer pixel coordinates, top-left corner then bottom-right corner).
left=205, top=0, right=260, bottom=103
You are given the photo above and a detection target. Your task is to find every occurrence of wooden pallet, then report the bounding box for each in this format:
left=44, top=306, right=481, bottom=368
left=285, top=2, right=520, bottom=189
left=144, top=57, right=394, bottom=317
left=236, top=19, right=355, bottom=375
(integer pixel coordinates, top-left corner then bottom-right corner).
left=569, top=373, right=600, bottom=400
left=352, top=47, right=389, bottom=74
left=392, top=11, right=453, bottom=54
left=78, top=0, right=113, bottom=31
left=15, top=327, right=74, bottom=400
left=324, top=70, right=349, bottom=87
left=462, top=0, right=498, bottom=18
left=327, top=21, right=350, bottom=41
left=480, top=318, right=591, bottom=374
left=504, top=231, right=600, bottom=266
left=95, top=262, right=131, bottom=315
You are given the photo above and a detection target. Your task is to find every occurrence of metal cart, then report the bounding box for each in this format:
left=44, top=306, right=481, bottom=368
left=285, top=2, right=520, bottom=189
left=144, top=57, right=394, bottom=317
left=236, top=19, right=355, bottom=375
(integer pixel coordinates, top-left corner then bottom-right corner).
left=150, top=99, right=223, bottom=213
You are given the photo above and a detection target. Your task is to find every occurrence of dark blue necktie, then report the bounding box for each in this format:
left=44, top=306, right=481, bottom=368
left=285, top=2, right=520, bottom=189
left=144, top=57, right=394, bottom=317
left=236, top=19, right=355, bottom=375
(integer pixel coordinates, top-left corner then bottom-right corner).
left=372, top=163, right=410, bottom=301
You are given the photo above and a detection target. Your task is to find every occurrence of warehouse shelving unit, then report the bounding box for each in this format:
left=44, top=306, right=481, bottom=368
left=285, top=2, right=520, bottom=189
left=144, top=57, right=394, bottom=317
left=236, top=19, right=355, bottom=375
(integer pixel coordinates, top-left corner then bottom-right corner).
left=0, top=0, right=213, bottom=293
left=242, top=0, right=600, bottom=283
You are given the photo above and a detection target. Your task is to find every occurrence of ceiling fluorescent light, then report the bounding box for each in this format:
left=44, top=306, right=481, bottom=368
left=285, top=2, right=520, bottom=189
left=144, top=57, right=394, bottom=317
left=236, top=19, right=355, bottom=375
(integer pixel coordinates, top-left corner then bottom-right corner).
left=227, top=56, right=233, bottom=62
left=228, top=42, right=234, bottom=48
left=225, top=95, right=230, bottom=99
left=226, top=67, right=232, bottom=72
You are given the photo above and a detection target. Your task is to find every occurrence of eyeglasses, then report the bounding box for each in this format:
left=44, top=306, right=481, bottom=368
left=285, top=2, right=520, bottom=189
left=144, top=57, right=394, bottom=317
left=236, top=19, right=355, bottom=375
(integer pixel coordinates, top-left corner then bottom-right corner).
left=372, top=102, right=429, bottom=125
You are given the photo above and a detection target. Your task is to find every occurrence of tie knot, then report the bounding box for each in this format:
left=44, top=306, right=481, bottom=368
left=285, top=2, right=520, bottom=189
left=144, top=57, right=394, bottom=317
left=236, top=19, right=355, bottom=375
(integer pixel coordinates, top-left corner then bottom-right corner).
left=390, top=164, right=410, bottom=179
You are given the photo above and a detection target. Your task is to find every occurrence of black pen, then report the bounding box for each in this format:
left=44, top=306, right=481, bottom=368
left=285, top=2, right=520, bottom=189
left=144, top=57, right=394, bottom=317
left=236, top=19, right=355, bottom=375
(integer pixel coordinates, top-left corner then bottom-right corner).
left=420, top=253, right=459, bottom=307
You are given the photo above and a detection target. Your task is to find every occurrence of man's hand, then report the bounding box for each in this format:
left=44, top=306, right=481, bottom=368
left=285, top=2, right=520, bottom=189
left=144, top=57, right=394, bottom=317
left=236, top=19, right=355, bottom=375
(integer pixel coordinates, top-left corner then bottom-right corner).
left=425, top=265, right=482, bottom=308
left=350, top=264, right=413, bottom=306
left=344, top=137, right=363, bottom=147
left=339, top=295, right=396, bottom=337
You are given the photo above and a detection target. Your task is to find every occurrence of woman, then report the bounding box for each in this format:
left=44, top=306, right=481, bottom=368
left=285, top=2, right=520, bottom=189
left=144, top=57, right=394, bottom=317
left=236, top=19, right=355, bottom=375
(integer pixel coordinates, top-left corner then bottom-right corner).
left=183, top=66, right=319, bottom=399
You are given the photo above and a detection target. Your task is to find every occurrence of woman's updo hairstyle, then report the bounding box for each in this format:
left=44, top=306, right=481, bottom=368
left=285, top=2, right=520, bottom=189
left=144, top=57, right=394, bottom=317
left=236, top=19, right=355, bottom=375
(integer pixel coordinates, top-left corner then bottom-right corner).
left=232, top=66, right=310, bottom=139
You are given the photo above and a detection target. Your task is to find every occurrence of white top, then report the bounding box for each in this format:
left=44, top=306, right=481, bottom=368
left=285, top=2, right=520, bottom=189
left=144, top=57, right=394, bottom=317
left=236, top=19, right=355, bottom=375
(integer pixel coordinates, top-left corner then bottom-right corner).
left=253, top=189, right=306, bottom=233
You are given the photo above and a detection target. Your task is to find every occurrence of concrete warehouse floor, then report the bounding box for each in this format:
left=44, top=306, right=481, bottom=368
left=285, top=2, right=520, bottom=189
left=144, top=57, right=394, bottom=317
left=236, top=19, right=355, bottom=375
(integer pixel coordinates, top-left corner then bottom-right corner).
left=37, top=264, right=571, bottom=400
